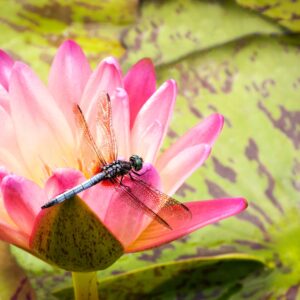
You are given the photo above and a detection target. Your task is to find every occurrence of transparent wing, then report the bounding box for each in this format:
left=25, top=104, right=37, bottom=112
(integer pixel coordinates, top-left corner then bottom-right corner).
left=113, top=175, right=191, bottom=229
left=73, top=104, right=107, bottom=176
left=73, top=93, right=118, bottom=177
left=95, top=93, right=117, bottom=163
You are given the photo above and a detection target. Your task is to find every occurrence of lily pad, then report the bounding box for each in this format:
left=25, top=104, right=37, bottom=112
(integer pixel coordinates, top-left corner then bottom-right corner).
left=53, top=254, right=264, bottom=299
left=0, top=242, right=35, bottom=299
left=0, top=0, right=138, bottom=79
left=236, top=0, right=300, bottom=32
left=121, top=0, right=284, bottom=70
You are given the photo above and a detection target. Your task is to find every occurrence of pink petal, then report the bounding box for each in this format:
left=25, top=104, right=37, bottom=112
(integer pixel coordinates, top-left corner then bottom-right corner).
left=1, top=175, right=47, bottom=235
left=111, top=88, right=130, bottom=159
left=126, top=198, right=247, bottom=252
left=81, top=181, right=116, bottom=221
left=80, top=57, right=123, bottom=113
left=0, top=167, right=8, bottom=184
left=0, top=105, right=15, bottom=148
left=0, top=220, right=29, bottom=249
left=131, top=80, right=176, bottom=163
left=103, top=163, right=162, bottom=247
left=48, top=40, right=91, bottom=125
left=0, top=176, right=29, bottom=249
left=0, top=50, right=14, bottom=90
left=157, top=113, right=224, bottom=172
left=160, top=144, right=211, bottom=195
left=0, top=85, right=10, bottom=112
left=44, top=168, right=85, bottom=199
left=0, top=147, right=28, bottom=177
left=124, top=58, right=156, bottom=128
left=0, top=106, right=30, bottom=175
left=9, top=62, right=75, bottom=178
left=137, top=120, right=163, bottom=162
left=0, top=168, right=13, bottom=226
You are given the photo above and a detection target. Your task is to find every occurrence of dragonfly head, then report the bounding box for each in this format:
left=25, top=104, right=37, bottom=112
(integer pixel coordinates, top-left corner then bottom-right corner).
left=130, top=155, right=143, bottom=171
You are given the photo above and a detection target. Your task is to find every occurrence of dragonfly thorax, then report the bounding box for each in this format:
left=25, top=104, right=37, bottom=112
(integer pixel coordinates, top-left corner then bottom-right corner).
left=102, top=161, right=130, bottom=178
left=101, top=155, right=143, bottom=179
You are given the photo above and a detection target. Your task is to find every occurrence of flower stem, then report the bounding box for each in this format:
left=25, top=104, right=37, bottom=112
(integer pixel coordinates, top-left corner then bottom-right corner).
left=72, top=271, right=99, bottom=300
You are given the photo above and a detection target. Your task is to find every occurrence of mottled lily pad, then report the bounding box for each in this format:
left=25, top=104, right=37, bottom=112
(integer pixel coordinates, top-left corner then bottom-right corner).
left=0, top=0, right=138, bottom=78
left=236, top=0, right=300, bottom=32
left=53, top=254, right=264, bottom=299
left=121, top=0, right=283, bottom=70
left=10, top=246, right=69, bottom=299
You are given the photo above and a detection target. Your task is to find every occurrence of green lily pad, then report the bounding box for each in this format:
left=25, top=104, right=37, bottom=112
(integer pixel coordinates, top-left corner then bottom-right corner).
left=0, top=242, right=35, bottom=299
left=30, top=196, right=124, bottom=272
left=10, top=247, right=71, bottom=300
left=0, top=0, right=138, bottom=79
left=121, top=0, right=283, bottom=70
left=11, top=246, right=60, bottom=274
left=236, top=0, right=300, bottom=32
left=7, top=251, right=70, bottom=300
left=53, top=254, right=264, bottom=299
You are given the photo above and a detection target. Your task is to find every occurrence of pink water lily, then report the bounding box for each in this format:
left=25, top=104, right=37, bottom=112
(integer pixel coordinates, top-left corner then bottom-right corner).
left=0, top=41, right=247, bottom=268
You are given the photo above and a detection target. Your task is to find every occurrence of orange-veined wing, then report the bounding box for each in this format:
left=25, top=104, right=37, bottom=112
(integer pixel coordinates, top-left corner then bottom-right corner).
left=73, top=93, right=118, bottom=177
left=73, top=104, right=107, bottom=177
left=95, top=93, right=118, bottom=163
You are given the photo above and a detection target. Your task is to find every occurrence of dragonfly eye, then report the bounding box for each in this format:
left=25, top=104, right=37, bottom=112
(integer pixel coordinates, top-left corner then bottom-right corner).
left=130, top=155, right=143, bottom=171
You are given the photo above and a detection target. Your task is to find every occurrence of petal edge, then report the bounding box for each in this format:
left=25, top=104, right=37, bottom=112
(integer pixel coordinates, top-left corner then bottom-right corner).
left=126, top=198, right=247, bottom=252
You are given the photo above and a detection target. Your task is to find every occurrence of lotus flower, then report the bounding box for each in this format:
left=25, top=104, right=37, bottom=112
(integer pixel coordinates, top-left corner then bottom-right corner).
left=0, top=40, right=247, bottom=272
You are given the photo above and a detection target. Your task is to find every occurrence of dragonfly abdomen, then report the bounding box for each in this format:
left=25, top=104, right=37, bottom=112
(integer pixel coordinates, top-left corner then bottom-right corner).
left=42, top=160, right=133, bottom=209
left=41, top=172, right=106, bottom=208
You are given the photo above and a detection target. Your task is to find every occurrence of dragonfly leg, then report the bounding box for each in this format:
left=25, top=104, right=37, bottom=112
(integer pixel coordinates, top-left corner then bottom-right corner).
left=119, top=175, right=125, bottom=185
left=118, top=176, right=132, bottom=193
left=131, top=169, right=149, bottom=177
left=128, top=172, right=137, bottom=181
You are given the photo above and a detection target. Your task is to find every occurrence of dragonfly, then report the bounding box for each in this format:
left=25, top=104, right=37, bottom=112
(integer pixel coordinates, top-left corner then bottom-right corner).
left=41, top=93, right=191, bottom=229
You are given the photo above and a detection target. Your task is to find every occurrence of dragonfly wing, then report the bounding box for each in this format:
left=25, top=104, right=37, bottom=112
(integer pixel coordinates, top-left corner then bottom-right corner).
left=73, top=93, right=117, bottom=176
left=113, top=175, right=191, bottom=229
left=132, top=176, right=192, bottom=222
left=95, top=93, right=118, bottom=163
left=112, top=178, right=172, bottom=229
left=73, top=104, right=107, bottom=177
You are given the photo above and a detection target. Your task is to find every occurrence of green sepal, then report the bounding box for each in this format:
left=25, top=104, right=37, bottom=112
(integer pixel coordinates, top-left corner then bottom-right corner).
left=30, top=196, right=124, bottom=272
